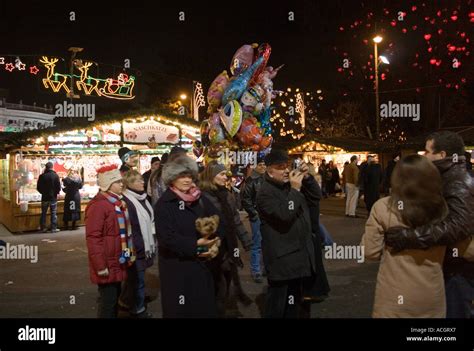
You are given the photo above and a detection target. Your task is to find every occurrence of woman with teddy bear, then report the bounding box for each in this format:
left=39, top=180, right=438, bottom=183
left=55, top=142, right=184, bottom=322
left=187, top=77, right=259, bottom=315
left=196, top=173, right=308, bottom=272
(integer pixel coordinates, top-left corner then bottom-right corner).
left=154, top=155, right=222, bottom=318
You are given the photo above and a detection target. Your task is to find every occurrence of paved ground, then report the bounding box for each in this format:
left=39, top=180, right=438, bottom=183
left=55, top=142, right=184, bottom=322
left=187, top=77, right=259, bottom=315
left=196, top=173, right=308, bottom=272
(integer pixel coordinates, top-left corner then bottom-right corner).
left=0, top=195, right=379, bottom=318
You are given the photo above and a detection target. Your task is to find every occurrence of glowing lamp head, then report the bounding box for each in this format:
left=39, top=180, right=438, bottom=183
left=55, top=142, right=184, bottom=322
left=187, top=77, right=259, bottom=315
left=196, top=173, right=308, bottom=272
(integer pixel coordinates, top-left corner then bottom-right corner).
left=373, top=36, right=383, bottom=43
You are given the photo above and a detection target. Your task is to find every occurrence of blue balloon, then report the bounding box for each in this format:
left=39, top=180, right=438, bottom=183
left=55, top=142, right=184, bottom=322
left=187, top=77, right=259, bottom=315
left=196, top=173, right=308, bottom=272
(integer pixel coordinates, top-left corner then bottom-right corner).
left=221, top=57, right=264, bottom=106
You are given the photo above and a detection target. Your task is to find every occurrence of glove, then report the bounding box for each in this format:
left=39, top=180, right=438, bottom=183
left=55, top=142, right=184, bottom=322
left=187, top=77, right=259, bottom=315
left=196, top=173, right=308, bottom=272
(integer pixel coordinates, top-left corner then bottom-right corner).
left=97, top=268, right=109, bottom=277
left=384, top=226, right=408, bottom=254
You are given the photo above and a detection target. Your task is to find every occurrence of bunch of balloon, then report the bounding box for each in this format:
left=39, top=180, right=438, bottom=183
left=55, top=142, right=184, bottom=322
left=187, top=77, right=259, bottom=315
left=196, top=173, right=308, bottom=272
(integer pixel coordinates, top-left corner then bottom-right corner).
left=200, top=43, right=283, bottom=163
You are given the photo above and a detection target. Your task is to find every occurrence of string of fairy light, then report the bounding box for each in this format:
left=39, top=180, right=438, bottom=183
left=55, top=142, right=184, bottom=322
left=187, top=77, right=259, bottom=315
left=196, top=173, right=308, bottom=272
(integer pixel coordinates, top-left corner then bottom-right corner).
left=270, top=87, right=325, bottom=141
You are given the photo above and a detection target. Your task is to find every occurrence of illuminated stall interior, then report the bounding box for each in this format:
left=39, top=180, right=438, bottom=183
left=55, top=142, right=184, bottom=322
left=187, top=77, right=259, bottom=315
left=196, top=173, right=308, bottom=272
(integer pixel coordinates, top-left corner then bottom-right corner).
left=0, top=113, right=199, bottom=233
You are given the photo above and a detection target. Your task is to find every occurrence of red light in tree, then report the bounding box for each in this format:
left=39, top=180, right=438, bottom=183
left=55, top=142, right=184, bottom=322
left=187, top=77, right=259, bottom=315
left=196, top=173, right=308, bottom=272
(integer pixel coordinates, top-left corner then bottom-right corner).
left=339, top=27, right=344, bottom=31
left=411, top=5, right=417, bottom=11
left=437, top=10, right=441, bottom=17
left=390, top=20, right=396, bottom=27
left=438, top=29, right=443, bottom=35
left=448, top=45, right=456, bottom=51
left=450, top=15, right=458, bottom=21
left=402, top=28, right=407, bottom=33
left=428, top=47, right=433, bottom=52
left=429, top=58, right=437, bottom=65
left=424, top=34, right=431, bottom=40
left=412, top=25, right=417, bottom=30
left=381, top=73, right=387, bottom=80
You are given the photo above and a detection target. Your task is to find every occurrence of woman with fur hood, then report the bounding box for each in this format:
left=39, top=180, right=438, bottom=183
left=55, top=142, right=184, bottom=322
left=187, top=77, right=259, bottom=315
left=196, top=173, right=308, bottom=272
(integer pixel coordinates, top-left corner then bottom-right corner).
left=155, top=155, right=222, bottom=318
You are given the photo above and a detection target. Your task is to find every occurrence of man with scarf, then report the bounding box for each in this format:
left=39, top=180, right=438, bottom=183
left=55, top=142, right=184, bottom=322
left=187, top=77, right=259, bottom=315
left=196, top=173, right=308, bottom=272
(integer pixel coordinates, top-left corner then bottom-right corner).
left=257, top=149, right=325, bottom=318
left=385, top=131, right=474, bottom=318
left=85, top=165, right=135, bottom=318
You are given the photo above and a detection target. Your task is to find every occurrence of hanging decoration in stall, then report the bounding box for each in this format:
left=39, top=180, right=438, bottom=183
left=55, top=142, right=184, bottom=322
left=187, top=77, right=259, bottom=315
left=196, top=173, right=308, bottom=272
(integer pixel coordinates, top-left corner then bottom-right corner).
left=200, top=42, right=283, bottom=162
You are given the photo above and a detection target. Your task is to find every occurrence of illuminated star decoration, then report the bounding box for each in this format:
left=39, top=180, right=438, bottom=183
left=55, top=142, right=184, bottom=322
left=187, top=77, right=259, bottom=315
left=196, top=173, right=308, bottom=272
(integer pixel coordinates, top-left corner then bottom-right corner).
left=0, top=57, right=4, bottom=65
left=17, top=62, right=26, bottom=70
left=29, top=65, right=40, bottom=75
left=5, top=63, right=15, bottom=72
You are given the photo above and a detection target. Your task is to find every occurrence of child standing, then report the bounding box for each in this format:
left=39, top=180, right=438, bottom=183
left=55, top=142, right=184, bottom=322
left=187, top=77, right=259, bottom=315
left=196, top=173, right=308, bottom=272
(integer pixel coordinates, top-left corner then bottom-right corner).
left=85, top=164, right=135, bottom=318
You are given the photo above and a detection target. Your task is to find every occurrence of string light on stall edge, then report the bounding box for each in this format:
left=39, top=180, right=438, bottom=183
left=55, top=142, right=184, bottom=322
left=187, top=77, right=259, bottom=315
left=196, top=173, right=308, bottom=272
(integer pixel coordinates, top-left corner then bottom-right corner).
left=5, top=63, right=15, bottom=72
left=29, top=66, right=40, bottom=75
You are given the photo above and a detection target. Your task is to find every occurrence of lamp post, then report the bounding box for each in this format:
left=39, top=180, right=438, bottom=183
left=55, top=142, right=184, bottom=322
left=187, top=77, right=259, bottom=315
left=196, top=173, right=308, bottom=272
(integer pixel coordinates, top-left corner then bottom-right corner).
left=373, top=36, right=382, bottom=140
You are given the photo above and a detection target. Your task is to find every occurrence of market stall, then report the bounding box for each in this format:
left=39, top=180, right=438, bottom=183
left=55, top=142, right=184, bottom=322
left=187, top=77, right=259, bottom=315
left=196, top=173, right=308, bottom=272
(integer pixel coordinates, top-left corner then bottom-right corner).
left=0, top=114, right=199, bottom=233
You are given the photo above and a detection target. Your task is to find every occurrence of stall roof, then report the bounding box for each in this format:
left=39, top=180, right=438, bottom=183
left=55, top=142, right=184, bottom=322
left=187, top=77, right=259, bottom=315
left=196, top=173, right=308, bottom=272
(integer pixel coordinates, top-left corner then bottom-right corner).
left=0, top=107, right=200, bottom=151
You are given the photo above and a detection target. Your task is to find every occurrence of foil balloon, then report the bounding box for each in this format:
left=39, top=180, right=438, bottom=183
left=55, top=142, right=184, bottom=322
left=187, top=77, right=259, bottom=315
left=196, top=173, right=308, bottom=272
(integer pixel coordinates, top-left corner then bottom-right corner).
left=193, top=140, right=204, bottom=158
left=259, top=135, right=273, bottom=150
left=240, top=85, right=265, bottom=116
left=207, top=71, right=230, bottom=114
left=209, top=112, right=221, bottom=127
left=250, top=43, right=271, bottom=85
left=221, top=56, right=264, bottom=105
left=237, top=117, right=262, bottom=146
left=200, top=119, right=210, bottom=146
left=230, top=44, right=257, bottom=76
left=209, top=123, right=226, bottom=144
left=259, top=107, right=273, bottom=136
left=219, top=100, right=243, bottom=137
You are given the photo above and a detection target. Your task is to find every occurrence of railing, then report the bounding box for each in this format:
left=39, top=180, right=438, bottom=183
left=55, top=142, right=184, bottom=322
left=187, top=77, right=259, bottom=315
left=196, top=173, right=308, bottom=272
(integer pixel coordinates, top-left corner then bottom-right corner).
left=0, top=99, right=54, bottom=114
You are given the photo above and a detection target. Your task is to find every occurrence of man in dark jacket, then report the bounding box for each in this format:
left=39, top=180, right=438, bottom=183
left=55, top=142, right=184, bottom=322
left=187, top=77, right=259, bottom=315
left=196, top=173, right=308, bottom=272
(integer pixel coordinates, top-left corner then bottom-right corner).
left=383, top=153, right=399, bottom=195
left=241, top=156, right=266, bottom=283
left=142, top=156, right=160, bottom=193
left=362, top=155, right=383, bottom=213
left=256, top=149, right=321, bottom=318
left=37, top=162, right=61, bottom=233
left=385, top=131, right=474, bottom=318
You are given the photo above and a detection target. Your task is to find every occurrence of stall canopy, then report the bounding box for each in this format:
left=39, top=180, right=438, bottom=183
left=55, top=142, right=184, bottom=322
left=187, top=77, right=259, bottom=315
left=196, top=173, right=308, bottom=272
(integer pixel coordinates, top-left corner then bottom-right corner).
left=0, top=107, right=200, bottom=152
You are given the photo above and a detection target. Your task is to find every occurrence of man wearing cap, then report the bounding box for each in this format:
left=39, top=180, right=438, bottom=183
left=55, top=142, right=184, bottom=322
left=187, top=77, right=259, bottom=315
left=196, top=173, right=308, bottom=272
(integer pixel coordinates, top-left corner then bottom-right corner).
left=241, top=156, right=266, bottom=283
left=142, top=156, right=160, bottom=193
left=256, top=149, right=321, bottom=318
left=37, top=161, right=61, bottom=233
left=118, top=147, right=139, bottom=175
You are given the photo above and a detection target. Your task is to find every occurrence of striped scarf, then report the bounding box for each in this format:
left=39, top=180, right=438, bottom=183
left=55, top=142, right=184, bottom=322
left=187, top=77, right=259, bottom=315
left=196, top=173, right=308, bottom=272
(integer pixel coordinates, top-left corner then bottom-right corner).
left=103, top=192, right=135, bottom=266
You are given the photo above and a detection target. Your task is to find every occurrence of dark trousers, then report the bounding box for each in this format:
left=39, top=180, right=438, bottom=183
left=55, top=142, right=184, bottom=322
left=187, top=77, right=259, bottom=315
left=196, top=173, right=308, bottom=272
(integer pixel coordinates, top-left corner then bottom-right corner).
left=97, top=282, right=121, bottom=318
left=264, top=278, right=311, bottom=318
left=445, top=275, right=474, bottom=318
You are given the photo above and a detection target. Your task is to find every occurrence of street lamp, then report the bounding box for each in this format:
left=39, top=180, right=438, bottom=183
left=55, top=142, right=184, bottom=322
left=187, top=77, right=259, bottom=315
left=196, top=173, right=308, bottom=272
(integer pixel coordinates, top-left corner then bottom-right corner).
left=373, top=35, right=383, bottom=140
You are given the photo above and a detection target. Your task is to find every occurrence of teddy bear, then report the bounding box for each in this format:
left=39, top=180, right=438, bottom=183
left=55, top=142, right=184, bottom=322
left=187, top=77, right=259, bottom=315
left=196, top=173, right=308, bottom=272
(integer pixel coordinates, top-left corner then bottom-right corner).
left=195, top=215, right=221, bottom=259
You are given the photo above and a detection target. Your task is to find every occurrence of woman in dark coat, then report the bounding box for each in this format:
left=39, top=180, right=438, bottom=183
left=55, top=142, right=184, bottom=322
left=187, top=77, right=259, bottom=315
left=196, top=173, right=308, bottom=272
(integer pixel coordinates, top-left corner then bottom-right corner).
left=155, top=155, right=221, bottom=318
left=62, top=169, right=83, bottom=230
left=199, top=162, right=253, bottom=317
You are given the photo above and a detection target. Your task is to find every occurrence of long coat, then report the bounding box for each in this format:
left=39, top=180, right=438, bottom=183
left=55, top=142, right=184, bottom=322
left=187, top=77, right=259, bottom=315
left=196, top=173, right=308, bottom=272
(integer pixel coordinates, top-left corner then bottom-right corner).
left=85, top=192, right=127, bottom=285
left=361, top=196, right=472, bottom=317
left=256, top=174, right=318, bottom=281
left=155, top=188, right=220, bottom=318
left=122, top=195, right=154, bottom=271
left=62, top=176, right=82, bottom=222
left=363, top=163, right=383, bottom=209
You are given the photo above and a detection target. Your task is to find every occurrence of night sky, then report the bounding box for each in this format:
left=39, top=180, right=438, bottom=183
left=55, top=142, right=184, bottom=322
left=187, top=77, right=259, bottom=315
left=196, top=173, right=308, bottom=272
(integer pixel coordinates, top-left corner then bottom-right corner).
left=0, top=0, right=358, bottom=108
left=1, top=0, right=473, bottom=134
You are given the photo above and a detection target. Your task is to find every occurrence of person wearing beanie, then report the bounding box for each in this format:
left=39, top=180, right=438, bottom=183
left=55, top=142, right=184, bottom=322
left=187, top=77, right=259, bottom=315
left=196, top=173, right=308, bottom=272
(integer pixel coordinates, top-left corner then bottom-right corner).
left=241, top=155, right=266, bottom=283
left=85, top=164, right=134, bottom=318
left=199, top=161, right=253, bottom=317
left=37, top=161, right=61, bottom=233
left=142, top=156, right=161, bottom=193
left=256, top=149, right=329, bottom=318
left=118, top=147, right=138, bottom=174
left=155, top=155, right=220, bottom=318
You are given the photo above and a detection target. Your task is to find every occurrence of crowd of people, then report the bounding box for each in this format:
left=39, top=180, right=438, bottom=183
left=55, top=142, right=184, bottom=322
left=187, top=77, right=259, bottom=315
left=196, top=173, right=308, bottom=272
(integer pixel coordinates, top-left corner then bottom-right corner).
left=35, top=131, right=474, bottom=319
